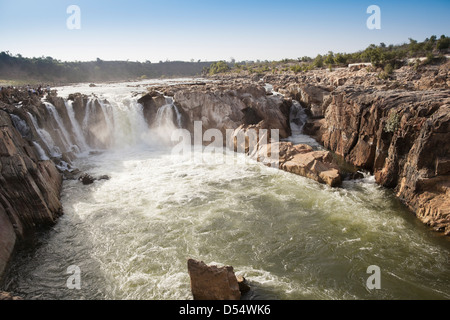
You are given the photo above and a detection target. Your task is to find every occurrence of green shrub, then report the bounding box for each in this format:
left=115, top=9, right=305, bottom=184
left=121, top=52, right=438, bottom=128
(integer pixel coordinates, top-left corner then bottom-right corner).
left=436, top=35, right=449, bottom=50
left=313, top=54, right=324, bottom=68
left=208, top=61, right=230, bottom=75
left=378, top=63, right=394, bottom=80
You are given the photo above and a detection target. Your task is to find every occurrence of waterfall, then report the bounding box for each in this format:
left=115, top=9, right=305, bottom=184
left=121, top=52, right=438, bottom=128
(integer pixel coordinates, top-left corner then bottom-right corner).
left=156, top=104, right=175, bottom=128
left=44, top=102, right=79, bottom=154
left=289, top=100, right=308, bottom=135
left=104, top=98, right=148, bottom=148
left=156, top=97, right=182, bottom=129
left=286, top=100, right=321, bottom=149
left=27, top=94, right=179, bottom=157
left=173, top=104, right=183, bottom=129
left=27, top=112, right=61, bottom=158
left=64, top=100, right=89, bottom=152
left=10, top=114, right=31, bottom=139
left=98, top=100, right=115, bottom=138
left=32, top=141, right=50, bottom=161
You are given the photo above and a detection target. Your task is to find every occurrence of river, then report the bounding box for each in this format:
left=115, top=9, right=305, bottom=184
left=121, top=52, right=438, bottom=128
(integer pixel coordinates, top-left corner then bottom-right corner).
left=2, top=80, right=449, bottom=300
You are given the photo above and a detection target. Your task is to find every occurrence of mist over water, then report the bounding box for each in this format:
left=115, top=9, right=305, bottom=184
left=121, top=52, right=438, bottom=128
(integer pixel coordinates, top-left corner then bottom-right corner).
left=2, top=80, right=450, bottom=300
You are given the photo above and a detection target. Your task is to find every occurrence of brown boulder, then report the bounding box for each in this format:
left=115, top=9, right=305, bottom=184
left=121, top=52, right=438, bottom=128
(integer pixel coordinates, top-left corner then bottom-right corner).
left=187, top=259, right=241, bottom=300
left=280, top=147, right=342, bottom=187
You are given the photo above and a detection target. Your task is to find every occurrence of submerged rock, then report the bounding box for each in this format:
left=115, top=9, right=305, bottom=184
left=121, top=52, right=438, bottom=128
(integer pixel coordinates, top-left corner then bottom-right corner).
left=78, top=173, right=95, bottom=185
left=236, top=276, right=251, bottom=295
left=77, top=173, right=110, bottom=185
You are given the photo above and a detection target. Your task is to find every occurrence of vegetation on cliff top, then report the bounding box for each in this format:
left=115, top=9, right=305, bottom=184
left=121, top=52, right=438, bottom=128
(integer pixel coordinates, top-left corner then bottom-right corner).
left=205, top=34, right=449, bottom=76
left=1, top=35, right=448, bottom=84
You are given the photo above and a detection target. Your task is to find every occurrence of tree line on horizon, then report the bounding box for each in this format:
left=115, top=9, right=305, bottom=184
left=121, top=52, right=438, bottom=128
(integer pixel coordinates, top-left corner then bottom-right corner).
left=0, top=54, right=212, bottom=85
left=1, top=35, right=448, bottom=84
left=205, top=34, right=450, bottom=76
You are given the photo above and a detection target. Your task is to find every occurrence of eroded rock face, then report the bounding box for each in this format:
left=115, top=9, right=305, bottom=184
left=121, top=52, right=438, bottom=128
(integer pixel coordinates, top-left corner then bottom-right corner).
left=265, top=61, right=450, bottom=235
left=0, top=109, right=63, bottom=277
left=229, top=122, right=343, bottom=187
left=317, top=88, right=450, bottom=233
left=187, top=259, right=241, bottom=300
left=137, top=91, right=168, bottom=126
left=173, top=84, right=291, bottom=139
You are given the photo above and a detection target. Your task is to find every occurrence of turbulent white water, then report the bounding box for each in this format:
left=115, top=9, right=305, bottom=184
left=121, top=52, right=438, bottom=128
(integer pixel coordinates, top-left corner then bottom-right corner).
left=3, top=80, right=450, bottom=300
left=284, top=100, right=322, bottom=148
left=44, top=102, right=79, bottom=153
left=65, top=100, right=89, bottom=151
left=32, top=141, right=50, bottom=161
left=27, top=111, right=62, bottom=157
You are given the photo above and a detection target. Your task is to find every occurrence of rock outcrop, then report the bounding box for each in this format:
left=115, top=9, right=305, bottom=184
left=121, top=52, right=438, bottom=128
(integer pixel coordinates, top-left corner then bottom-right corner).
left=187, top=259, right=242, bottom=300
left=313, top=87, right=450, bottom=234
left=137, top=91, right=168, bottom=126
left=0, top=106, right=63, bottom=277
left=230, top=123, right=343, bottom=187
left=171, top=83, right=292, bottom=139
left=268, top=61, right=450, bottom=235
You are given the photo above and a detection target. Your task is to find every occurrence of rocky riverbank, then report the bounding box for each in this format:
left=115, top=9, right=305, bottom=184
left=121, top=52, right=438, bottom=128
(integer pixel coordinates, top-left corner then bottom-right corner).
left=240, top=61, right=449, bottom=235
left=0, top=96, right=63, bottom=278
left=147, top=62, right=450, bottom=235
left=0, top=61, right=448, bottom=285
left=0, top=81, right=345, bottom=282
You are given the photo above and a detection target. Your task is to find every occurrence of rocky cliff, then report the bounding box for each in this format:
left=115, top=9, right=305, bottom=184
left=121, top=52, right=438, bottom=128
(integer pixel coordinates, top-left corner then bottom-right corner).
left=267, top=61, right=450, bottom=235
left=0, top=61, right=448, bottom=283
left=0, top=97, right=63, bottom=277
left=141, top=82, right=345, bottom=186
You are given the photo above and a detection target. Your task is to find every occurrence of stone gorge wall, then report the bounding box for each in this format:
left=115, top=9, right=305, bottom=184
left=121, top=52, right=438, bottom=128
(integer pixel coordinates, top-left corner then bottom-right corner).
left=0, top=90, right=100, bottom=278
left=141, top=83, right=344, bottom=187
left=0, top=63, right=448, bottom=281
left=271, top=62, right=450, bottom=235
left=0, top=103, right=62, bottom=277
left=0, top=84, right=302, bottom=279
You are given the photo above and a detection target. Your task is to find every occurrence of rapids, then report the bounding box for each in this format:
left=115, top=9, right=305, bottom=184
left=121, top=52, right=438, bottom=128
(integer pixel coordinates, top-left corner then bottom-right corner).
left=2, top=80, right=449, bottom=300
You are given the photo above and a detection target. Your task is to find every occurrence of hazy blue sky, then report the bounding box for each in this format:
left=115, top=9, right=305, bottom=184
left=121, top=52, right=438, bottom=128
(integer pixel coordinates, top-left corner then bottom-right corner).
left=0, top=0, right=449, bottom=62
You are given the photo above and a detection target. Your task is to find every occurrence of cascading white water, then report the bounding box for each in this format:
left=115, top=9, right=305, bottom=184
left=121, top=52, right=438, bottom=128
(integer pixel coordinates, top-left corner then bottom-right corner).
left=147, top=98, right=184, bottom=146
left=108, top=98, right=149, bottom=148
left=27, top=112, right=61, bottom=158
left=4, top=81, right=449, bottom=301
left=44, top=102, right=78, bottom=153
left=10, top=114, right=31, bottom=139
left=155, top=104, right=176, bottom=128
left=285, top=100, right=321, bottom=148
left=82, top=99, right=95, bottom=136
left=290, top=100, right=308, bottom=135
left=32, top=141, right=50, bottom=161
left=65, top=100, right=89, bottom=152
left=97, top=100, right=115, bottom=146
left=166, top=97, right=183, bottom=128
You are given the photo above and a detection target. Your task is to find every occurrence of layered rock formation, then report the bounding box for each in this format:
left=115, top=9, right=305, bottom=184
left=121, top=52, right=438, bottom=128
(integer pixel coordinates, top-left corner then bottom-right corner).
left=0, top=101, right=63, bottom=277
left=172, top=83, right=292, bottom=138
left=265, top=61, right=450, bottom=235
left=144, top=83, right=344, bottom=186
